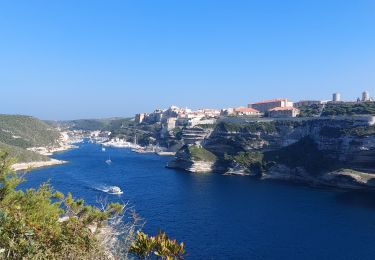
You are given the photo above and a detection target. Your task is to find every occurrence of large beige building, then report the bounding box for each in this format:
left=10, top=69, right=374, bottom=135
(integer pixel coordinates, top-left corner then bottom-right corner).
left=248, top=99, right=293, bottom=113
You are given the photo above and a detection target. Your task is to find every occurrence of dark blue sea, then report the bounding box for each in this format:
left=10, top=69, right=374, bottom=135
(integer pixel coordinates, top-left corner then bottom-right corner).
left=20, top=142, right=375, bottom=259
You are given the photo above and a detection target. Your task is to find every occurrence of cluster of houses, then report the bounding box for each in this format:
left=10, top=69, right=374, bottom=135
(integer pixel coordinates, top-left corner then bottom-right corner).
left=135, top=106, right=221, bottom=130
left=135, top=91, right=373, bottom=129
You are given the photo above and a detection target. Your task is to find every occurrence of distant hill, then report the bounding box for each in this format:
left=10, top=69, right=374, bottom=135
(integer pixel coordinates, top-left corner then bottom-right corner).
left=0, top=114, right=60, bottom=162
left=50, top=117, right=133, bottom=131
left=0, top=114, right=60, bottom=148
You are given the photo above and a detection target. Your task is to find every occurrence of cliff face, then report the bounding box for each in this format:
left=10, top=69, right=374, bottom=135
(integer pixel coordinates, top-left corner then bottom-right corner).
left=168, top=116, right=375, bottom=188
left=207, top=118, right=375, bottom=168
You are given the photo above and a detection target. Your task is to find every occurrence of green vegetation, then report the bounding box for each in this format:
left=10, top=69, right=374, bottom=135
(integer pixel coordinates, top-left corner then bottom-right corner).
left=172, top=127, right=182, bottom=136
left=225, top=152, right=263, bottom=168
left=217, top=122, right=244, bottom=132
left=71, top=119, right=110, bottom=130
left=66, top=118, right=116, bottom=131
left=0, top=115, right=61, bottom=163
left=188, top=145, right=217, bottom=162
left=298, top=104, right=323, bottom=117
left=322, top=102, right=375, bottom=116
left=0, top=152, right=122, bottom=259
left=346, top=125, right=375, bottom=137
left=225, top=151, right=264, bottom=173
left=264, top=137, right=335, bottom=173
left=0, top=152, right=185, bottom=259
left=218, top=121, right=276, bottom=133
left=274, top=120, right=306, bottom=128
left=320, top=125, right=375, bottom=138
left=55, top=117, right=134, bottom=131
left=195, top=123, right=216, bottom=129
left=319, top=126, right=344, bottom=138
left=0, top=115, right=60, bottom=148
left=0, top=142, right=49, bottom=162
left=222, top=137, right=334, bottom=174
left=130, top=231, right=185, bottom=260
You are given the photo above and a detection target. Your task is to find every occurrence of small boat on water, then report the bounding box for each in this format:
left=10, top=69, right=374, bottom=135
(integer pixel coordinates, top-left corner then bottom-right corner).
left=360, top=146, right=370, bottom=151
left=105, top=156, right=112, bottom=165
left=102, top=147, right=106, bottom=152
left=107, top=186, right=123, bottom=195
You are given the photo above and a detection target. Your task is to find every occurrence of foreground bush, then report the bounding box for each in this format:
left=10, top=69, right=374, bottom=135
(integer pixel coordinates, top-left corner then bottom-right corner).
left=0, top=152, right=185, bottom=259
left=130, top=231, right=185, bottom=260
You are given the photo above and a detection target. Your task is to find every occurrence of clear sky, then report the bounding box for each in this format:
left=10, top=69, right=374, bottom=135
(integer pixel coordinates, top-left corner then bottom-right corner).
left=0, top=0, right=374, bottom=120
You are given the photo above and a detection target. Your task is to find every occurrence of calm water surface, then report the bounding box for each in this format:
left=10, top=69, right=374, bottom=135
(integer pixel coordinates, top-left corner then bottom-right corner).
left=20, top=143, right=375, bottom=259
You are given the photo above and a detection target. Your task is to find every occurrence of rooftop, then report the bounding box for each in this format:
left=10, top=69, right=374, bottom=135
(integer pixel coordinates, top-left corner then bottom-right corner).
left=235, top=107, right=260, bottom=113
left=251, top=98, right=289, bottom=105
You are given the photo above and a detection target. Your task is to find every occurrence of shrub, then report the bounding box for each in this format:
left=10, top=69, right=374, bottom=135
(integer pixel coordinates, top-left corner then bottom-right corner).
left=130, top=231, right=185, bottom=260
left=298, top=104, right=323, bottom=117
left=225, top=152, right=264, bottom=168
left=0, top=152, right=185, bottom=259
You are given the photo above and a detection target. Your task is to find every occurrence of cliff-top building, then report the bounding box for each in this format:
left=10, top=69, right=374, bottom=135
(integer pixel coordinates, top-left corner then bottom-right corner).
left=362, top=91, right=371, bottom=102
left=332, top=92, right=341, bottom=102
left=248, top=98, right=293, bottom=113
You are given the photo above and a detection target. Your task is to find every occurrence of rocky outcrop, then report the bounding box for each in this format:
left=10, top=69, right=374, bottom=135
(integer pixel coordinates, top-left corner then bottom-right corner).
left=167, top=144, right=220, bottom=173
left=12, top=159, right=67, bottom=171
left=167, top=159, right=215, bottom=173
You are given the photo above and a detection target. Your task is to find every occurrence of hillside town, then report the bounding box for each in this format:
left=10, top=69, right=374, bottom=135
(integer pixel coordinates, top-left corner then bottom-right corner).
left=135, top=90, right=374, bottom=129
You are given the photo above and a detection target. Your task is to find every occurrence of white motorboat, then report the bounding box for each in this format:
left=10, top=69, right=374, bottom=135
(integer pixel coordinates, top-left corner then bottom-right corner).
left=107, top=186, right=123, bottom=195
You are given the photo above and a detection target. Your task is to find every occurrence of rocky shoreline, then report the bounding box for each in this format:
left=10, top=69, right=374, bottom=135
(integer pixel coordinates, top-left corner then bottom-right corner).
left=168, top=158, right=375, bottom=190
left=12, top=159, right=67, bottom=171
left=11, top=131, right=80, bottom=171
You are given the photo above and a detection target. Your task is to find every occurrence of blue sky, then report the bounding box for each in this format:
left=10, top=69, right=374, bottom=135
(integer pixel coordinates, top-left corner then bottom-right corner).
left=0, top=0, right=374, bottom=120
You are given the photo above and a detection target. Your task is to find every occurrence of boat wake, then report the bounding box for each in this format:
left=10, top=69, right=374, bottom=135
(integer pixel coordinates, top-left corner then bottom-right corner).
left=94, top=185, right=123, bottom=195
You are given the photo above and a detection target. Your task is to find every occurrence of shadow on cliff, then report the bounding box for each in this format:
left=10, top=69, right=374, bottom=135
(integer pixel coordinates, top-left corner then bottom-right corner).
left=335, top=190, right=375, bottom=209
